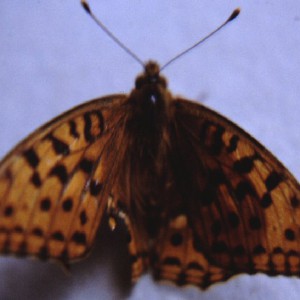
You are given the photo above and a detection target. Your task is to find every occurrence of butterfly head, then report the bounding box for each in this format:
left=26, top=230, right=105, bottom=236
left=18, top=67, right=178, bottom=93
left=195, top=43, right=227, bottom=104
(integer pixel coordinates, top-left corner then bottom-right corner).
left=133, top=61, right=170, bottom=108
left=135, top=61, right=167, bottom=90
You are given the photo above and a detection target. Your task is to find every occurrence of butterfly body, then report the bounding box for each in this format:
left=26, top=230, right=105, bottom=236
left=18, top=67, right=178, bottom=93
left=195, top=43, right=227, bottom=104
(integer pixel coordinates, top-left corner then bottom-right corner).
left=0, top=61, right=300, bottom=288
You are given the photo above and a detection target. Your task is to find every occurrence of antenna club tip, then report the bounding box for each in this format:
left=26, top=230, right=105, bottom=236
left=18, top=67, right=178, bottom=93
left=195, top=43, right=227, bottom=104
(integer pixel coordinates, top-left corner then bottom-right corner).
left=81, top=0, right=91, bottom=14
left=228, top=8, right=241, bottom=22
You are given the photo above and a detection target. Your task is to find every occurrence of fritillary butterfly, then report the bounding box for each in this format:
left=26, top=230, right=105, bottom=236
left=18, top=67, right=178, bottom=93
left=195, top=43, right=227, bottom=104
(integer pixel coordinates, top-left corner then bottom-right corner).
left=0, top=1, right=300, bottom=291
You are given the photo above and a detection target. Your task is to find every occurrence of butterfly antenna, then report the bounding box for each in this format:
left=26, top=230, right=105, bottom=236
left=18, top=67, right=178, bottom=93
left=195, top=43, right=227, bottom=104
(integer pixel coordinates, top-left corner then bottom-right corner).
left=161, top=8, right=240, bottom=71
left=81, top=0, right=145, bottom=68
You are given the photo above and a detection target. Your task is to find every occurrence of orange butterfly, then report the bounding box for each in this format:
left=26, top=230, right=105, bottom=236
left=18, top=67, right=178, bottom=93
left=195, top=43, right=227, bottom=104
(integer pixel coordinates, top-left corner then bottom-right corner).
left=0, top=1, right=299, bottom=290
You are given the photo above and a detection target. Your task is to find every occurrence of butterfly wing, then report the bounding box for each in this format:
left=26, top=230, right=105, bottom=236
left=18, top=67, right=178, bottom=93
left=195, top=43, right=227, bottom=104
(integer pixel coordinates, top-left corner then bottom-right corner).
left=151, top=98, right=300, bottom=288
left=0, top=95, right=129, bottom=263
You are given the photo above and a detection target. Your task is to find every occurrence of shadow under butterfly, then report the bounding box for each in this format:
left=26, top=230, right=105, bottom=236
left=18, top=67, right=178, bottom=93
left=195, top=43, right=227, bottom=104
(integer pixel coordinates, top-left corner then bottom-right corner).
left=0, top=0, right=300, bottom=292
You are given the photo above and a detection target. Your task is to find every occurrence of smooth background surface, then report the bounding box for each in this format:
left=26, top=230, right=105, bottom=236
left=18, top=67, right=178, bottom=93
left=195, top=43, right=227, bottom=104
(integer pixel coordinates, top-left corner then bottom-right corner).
left=0, top=1, right=300, bottom=299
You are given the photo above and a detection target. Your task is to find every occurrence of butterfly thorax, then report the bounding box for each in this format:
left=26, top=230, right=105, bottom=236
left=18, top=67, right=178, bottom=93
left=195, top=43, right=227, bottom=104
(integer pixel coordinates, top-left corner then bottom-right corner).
left=113, top=61, right=174, bottom=237
left=127, top=61, right=172, bottom=144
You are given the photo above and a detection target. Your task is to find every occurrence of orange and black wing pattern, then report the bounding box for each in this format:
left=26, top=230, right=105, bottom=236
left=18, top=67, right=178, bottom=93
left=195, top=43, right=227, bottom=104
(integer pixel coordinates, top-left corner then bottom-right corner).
left=151, top=98, right=300, bottom=288
left=0, top=95, right=129, bottom=263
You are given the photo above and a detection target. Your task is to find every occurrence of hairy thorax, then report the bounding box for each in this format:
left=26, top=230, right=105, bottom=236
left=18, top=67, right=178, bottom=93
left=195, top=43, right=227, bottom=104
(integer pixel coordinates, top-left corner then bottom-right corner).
left=114, top=62, right=175, bottom=236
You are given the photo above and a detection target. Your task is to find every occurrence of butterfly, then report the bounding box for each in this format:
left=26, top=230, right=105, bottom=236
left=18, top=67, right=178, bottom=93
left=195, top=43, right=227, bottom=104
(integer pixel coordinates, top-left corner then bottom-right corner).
left=0, top=1, right=300, bottom=291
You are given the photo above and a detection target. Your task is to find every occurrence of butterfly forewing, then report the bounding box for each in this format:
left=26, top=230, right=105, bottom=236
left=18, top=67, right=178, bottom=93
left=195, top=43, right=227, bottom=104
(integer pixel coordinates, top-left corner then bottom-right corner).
left=151, top=98, right=300, bottom=286
left=0, top=95, right=128, bottom=261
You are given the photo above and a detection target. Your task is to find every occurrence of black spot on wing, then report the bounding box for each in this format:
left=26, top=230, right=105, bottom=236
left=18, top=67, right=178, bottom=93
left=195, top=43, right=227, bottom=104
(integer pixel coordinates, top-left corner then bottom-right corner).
left=32, top=228, right=43, bottom=237
left=291, top=196, right=300, bottom=208
left=200, top=122, right=225, bottom=155
left=52, top=231, right=65, bottom=241
left=170, top=233, right=183, bottom=246
left=89, top=180, right=102, bottom=196
left=79, top=158, right=94, bottom=174
left=4, top=205, right=13, bottom=217
left=49, top=165, right=68, bottom=184
left=227, top=135, right=239, bottom=153
left=80, top=210, right=88, bottom=225
left=265, top=171, right=283, bottom=191
left=285, top=228, right=296, bottom=241
left=233, top=156, right=254, bottom=174
left=261, top=193, right=273, bottom=208
left=23, top=148, right=39, bottom=168
left=235, top=181, right=256, bottom=202
left=210, top=125, right=225, bottom=155
left=72, top=231, right=87, bottom=245
left=83, top=111, right=104, bottom=142
left=31, top=172, right=42, bottom=187
left=62, top=198, right=73, bottom=212
left=69, top=120, right=80, bottom=138
left=163, top=257, right=181, bottom=266
left=47, top=134, right=70, bottom=156
left=40, top=198, right=51, bottom=211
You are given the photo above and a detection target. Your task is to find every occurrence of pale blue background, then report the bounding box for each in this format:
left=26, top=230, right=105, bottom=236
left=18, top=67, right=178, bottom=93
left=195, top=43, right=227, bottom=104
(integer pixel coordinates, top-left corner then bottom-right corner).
left=0, top=1, right=300, bottom=299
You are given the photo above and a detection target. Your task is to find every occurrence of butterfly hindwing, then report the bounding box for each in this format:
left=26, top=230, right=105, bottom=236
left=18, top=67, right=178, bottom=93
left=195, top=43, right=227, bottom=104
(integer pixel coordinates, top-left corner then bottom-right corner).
left=151, top=214, right=228, bottom=288
left=0, top=95, right=128, bottom=262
